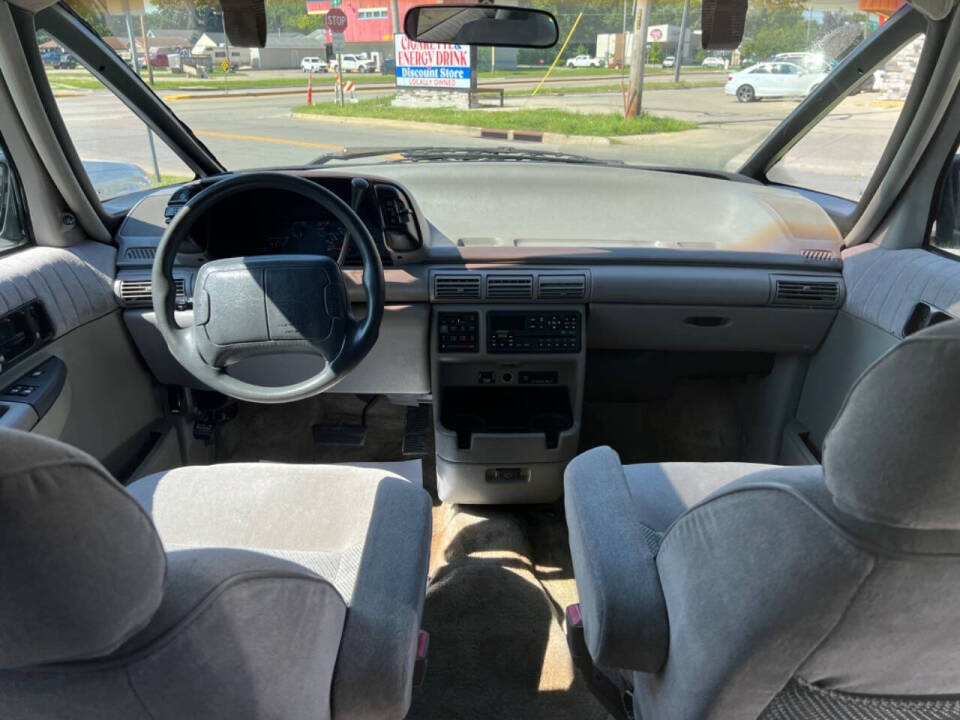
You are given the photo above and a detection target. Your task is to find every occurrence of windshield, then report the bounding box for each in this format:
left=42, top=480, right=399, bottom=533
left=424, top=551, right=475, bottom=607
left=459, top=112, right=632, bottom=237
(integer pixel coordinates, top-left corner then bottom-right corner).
left=54, top=0, right=910, bottom=193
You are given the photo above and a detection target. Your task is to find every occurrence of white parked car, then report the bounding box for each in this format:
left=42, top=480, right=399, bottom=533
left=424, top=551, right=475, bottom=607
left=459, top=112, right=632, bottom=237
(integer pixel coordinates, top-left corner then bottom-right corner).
left=724, top=61, right=828, bottom=102
left=702, top=56, right=727, bottom=69
left=565, top=54, right=602, bottom=68
left=662, top=56, right=676, bottom=68
left=330, top=54, right=376, bottom=73
left=300, top=56, right=328, bottom=72
left=771, top=52, right=836, bottom=73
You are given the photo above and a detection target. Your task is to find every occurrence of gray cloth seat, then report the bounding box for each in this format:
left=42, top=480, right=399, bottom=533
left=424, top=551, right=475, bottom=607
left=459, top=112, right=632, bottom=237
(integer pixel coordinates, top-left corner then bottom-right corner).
left=565, top=318, right=960, bottom=720
left=0, top=430, right=432, bottom=720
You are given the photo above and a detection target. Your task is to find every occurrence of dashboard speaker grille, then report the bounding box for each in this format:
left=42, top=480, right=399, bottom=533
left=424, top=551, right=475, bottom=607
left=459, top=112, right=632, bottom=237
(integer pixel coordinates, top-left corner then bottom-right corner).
left=538, top=274, right=586, bottom=300
left=801, top=248, right=836, bottom=262
left=434, top=274, right=481, bottom=300
left=119, top=278, right=186, bottom=306
left=773, top=278, right=841, bottom=308
left=486, top=275, right=533, bottom=300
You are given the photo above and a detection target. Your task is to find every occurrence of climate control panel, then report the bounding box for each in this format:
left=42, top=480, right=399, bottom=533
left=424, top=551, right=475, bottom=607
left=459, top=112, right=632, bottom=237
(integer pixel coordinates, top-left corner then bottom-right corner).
left=437, top=312, right=479, bottom=353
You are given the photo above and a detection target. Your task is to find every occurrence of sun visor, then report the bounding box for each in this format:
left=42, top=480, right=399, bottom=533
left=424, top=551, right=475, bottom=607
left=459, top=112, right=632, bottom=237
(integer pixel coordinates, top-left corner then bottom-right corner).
left=701, top=0, right=748, bottom=49
left=6, top=0, right=60, bottom=11
left=220, top=0, right=267, bottom=48
left=908, top=0, right=956, bottom=19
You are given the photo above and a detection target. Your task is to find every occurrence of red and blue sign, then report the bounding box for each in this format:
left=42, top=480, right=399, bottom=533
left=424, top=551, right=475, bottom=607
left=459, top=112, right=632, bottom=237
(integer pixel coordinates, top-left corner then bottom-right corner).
left=395, top=34, right=472, bottom=89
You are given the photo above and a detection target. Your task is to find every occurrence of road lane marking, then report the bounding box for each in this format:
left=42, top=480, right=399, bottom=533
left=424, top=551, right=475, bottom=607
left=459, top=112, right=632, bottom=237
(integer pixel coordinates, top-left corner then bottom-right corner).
left=194, top=130, right=342, bottom=151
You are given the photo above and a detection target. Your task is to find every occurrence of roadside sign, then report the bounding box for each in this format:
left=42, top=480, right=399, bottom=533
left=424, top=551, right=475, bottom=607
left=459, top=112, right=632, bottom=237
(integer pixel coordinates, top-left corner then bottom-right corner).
left=220, top=59, right=229, bottom=72
left=325, top=8, right=348, bottom=33
left=332, top=32, right=346, bottom=54
left=395, top=34, right=472, bottom=90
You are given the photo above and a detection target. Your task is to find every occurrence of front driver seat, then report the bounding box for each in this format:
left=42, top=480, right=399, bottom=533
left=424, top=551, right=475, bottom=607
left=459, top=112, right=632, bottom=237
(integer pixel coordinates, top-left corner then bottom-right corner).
left=565, top=319, right=960, bottom=720
left=0, top=428, right=432, bottom=720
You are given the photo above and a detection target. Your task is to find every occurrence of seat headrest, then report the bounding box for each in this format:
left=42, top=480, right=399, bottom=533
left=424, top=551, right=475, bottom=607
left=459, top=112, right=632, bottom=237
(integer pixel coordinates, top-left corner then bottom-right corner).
left=0, top=428, right=165, bottom=669
left=824, top=319, right=960, bottom=530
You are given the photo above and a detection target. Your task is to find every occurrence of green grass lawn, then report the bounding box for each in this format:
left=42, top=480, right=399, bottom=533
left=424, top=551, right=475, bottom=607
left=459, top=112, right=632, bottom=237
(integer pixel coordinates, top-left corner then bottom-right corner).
left=47, top=70, right=386, bottom=92
left=293, top=95, right=695, bottom=137
left=47, top=63, right=725, bottom=93
left=154, top=173, right=194, bottom=187
left=505, top=79, right=726, bottom=97
left=477, top=65, right=720, bottom=78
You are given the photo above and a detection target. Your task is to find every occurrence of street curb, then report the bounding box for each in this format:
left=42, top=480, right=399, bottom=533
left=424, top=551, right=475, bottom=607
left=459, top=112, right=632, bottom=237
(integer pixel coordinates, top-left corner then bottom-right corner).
left=163, top=86, right=343, bottom=101
left=292, top=111, right=479, bottom=138
left=291, top=111, right=618, bottom=147
left=52, top=91, right=86, bottom=98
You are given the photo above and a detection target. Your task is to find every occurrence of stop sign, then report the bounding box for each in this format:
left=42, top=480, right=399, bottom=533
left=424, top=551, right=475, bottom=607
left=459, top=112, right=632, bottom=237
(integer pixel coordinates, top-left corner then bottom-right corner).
left=325, top=8, right=348, bottom=32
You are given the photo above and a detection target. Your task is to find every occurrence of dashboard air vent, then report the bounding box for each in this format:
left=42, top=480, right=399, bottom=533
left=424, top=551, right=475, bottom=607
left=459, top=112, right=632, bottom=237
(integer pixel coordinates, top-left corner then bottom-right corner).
left=486, top=274, right=533, bottom=300
left=125, top=246, right=156, bottom=261
left=434, top=274, right=481, bottom=301
left=119, top=278, right=186, bottom=306
left=538, top=274, right=586, bottom=300
left=772, top=278, right=841, bottom=308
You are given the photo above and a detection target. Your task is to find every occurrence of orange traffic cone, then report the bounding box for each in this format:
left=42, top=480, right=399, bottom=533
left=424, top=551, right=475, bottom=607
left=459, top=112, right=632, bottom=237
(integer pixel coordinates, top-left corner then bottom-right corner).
left=306, top=72, right=313, bottom=105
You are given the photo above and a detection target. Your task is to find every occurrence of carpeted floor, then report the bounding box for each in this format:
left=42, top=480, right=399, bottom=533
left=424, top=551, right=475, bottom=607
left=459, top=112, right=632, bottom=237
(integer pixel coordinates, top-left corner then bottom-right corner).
left=407, top=503, right=605, bottom=720
left=214, top=393, right=438, bottom=496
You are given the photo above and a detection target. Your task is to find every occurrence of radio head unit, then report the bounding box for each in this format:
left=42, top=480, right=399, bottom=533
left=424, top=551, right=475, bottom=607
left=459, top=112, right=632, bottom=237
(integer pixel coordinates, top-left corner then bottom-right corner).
left=487, top=310, right=581, bottom=354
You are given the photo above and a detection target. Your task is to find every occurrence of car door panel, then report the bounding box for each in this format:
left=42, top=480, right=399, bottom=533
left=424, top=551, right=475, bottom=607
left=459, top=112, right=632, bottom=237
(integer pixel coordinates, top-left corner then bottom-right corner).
left=753, top=66, right=773, bottom=96
left=0, top=241, right=163, bottom=472
left=792, top=243, right=960, bottom=456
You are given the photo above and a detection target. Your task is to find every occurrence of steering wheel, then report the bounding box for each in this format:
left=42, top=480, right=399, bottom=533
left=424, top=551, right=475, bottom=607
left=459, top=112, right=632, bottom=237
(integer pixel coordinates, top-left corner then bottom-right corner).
left=152, top=172, right=385, bottom=404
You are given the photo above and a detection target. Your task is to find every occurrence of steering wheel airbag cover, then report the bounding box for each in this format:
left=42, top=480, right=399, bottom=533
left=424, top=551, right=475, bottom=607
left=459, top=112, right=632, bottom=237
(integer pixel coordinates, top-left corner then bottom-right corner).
left=193, top=255, right=347, bottom=367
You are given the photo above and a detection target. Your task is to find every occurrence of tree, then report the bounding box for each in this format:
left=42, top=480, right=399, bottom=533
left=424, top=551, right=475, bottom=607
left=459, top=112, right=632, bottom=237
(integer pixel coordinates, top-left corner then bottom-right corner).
left=739, top=0, right=810, bottom=60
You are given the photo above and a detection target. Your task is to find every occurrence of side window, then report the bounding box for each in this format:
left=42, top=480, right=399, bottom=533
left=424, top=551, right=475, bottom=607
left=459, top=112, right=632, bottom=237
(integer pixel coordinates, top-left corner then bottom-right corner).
left=929, top=152, right=960, bottom=257
left=766, top=36, right=926, bottom=201
left=36, top=30, right=194, bottom=201
left=0, top=139, right=29, bottom=252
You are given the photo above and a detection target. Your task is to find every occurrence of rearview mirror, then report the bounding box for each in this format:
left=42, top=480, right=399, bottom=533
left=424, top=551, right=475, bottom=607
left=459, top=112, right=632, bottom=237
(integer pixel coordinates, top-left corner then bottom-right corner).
left=701, top=0, right=747, bottom=50
left=219, top=0, right=267, bottom=48
left=403, top=4, right=559, bottom=48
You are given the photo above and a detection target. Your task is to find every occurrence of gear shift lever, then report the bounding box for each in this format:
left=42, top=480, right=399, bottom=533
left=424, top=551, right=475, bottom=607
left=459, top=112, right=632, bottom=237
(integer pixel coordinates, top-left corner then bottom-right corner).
left=338, top=177, right=370, bottom=266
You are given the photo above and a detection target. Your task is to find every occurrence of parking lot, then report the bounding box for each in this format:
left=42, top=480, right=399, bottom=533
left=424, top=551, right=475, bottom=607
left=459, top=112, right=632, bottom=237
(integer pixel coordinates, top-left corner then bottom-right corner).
left=52, top=72, right=903, bottom=200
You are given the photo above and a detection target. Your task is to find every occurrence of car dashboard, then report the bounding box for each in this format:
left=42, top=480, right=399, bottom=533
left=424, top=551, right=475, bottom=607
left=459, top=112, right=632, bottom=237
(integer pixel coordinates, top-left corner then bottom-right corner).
left=113, top=161, right=846, bottom=503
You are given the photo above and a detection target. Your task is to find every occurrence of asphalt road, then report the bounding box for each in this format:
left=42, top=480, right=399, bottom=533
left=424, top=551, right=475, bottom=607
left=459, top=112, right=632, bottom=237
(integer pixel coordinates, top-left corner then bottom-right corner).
left=53, top=81, right=901, bottom=200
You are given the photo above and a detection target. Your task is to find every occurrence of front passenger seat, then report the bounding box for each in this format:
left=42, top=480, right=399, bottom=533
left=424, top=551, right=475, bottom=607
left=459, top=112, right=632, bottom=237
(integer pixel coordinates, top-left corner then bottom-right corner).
left=565, top=319, right=960, bottom=720
left=0, top=429, right=432, bottom=720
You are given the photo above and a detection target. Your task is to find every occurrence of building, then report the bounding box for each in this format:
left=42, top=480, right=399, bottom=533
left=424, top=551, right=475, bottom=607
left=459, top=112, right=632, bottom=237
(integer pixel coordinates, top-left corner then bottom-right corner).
left=303, top=0, right=457, bottom=58
left=249, top=33, right=326, bottom=69
left=192, top=31, right=251, bottom=66
left=139, top=30, right=197, bottom=55
left=597, top=28, right=701, bottom=67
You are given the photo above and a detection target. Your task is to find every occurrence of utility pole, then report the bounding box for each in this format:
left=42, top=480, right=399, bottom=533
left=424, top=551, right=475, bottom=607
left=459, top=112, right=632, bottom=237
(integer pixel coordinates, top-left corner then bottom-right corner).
left=624, top=0, right=651, bottom=118
left=673, top=0, right=690, bottom=83
left=390, top=0, right=400, bottom=34
left=140, top=14, right=154, bottom=86
left=123, top=2, right=161, bottom=183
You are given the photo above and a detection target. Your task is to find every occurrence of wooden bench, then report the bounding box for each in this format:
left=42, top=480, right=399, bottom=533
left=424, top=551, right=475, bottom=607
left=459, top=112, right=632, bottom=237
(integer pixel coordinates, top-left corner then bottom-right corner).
left=470, top=87, right=505, bottom=107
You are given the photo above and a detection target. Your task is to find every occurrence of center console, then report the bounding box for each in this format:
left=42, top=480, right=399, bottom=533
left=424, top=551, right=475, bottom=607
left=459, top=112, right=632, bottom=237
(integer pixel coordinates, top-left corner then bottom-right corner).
left=432, top=305, right=586, bottom=504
